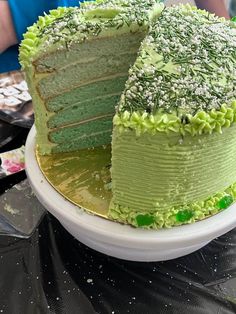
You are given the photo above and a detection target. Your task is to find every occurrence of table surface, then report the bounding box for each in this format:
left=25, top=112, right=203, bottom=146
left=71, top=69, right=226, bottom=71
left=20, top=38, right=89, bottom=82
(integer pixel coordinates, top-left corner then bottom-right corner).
left=1, top=78, right=236, bottom=314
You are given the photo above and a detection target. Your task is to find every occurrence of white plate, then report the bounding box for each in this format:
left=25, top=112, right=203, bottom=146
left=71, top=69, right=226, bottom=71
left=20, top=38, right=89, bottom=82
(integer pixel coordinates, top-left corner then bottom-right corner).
left=25, top=126, right=236, bottom=261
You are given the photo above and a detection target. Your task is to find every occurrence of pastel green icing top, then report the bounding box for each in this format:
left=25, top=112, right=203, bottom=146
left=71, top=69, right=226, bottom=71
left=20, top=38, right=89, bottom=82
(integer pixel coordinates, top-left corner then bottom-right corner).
left=19, top=0, right=163, bottom=69
left=118, top=4, right=236, bottom=118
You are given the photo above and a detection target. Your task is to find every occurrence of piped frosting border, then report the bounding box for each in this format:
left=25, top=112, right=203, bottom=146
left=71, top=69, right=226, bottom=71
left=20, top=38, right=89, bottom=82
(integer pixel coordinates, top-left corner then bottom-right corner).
left=114, top=101, right=236, bottom=136
left=109, top=182, right=236, bottom=229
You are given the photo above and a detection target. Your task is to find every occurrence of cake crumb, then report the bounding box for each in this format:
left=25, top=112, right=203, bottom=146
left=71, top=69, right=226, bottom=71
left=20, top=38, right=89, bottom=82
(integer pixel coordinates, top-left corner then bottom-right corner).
left=87, top=278, right=93, bottom=284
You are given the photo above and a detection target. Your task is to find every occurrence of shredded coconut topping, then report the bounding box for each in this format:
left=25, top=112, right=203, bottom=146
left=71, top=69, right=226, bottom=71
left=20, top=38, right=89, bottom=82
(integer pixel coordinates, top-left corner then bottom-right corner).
left=38, top=0, right=160, bottom=49
left=120, top=5, right=236, bottom=114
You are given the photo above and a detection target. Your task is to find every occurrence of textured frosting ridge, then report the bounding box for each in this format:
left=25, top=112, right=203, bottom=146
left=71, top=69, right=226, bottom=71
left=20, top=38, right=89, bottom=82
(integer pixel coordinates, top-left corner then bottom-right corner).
left=109, top=182, right=236, bottom=229
left=114, top=101, right=236, bottom=136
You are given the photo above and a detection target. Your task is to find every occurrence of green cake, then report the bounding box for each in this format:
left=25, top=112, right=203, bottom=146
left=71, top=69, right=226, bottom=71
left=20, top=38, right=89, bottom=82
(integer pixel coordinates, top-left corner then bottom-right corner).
left=20, top=2, right=236, bottom=229
left=109, top=5, right=236, bottom=228
left=19, top=0, right=162, bottom=155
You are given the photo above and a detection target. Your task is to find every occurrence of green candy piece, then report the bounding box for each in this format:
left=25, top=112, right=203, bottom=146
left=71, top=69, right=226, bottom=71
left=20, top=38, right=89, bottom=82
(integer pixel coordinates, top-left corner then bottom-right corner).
left=136, top=214, right=155, bottom=227
left=176, top=210, right=194, bottom=222
left=217, top=195, right=233, bottom=210
left=231, top=16, right=236, bottom=22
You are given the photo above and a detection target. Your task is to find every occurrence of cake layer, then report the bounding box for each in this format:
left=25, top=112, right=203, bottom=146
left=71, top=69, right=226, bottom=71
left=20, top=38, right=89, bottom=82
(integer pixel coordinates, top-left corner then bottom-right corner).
left=51, top=130, right=112, bottom=153
left=36, top=32, right=144, bottom=99
left=46, top=75, right=127, bottom=112
left=48, top=94, right=120, bottom=128
left=50, top=116, right=113, bottom=153
left=47, top=75, right=128, bottom=129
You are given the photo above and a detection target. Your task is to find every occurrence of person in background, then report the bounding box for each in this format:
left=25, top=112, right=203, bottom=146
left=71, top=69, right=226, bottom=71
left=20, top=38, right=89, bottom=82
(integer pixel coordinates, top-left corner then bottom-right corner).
left=195, top=0, right=235, bottom=19
left=0, top=0, right=82, bottom=73
left=229, top=0, right=236, bottom=17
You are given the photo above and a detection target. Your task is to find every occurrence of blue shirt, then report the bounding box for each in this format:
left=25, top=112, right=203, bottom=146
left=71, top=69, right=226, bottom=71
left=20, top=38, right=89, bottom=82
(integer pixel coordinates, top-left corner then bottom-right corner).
left=0, top=0, right=83, bottom=73
left=229, top=0, right=236, bottom=18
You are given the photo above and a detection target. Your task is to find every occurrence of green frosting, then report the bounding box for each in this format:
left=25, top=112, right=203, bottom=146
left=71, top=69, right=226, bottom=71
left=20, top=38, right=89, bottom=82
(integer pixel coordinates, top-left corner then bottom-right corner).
left=110, top=111, right=236, bottom=229
left=113, top=101, right=236, bottom=136
left=110, top=124, right=236, bottom=215
left=109, top=182, right=236, bottom=229
left=118, top=4, right=236, bottom=115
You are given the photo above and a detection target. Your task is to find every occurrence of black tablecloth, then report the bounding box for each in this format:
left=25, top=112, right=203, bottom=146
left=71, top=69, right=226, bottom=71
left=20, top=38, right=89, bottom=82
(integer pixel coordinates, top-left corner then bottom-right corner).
left=1, top=130, right=236, bottom=314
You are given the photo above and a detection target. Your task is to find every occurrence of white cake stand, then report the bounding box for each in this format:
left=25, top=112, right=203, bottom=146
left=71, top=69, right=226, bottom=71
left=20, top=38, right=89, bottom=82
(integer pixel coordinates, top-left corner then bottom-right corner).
left=25, top=126, right=236, bottom=262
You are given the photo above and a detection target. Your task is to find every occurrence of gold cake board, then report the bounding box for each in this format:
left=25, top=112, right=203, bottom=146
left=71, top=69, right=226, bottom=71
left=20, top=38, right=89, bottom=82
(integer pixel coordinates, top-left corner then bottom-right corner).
left=36, top=146, right=112, bottom=218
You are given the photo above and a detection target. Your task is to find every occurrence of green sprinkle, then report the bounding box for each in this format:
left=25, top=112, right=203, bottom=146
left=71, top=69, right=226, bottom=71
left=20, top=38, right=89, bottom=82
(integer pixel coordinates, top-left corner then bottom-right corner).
left=231, top=16, right=236, bottom=22
left=217, top=195, right=234, bottom=210
left=136, top=214, right=155, bottom=226
left=120, top=6, right=236, bottom=115
left=176, top=210, right=194, bottom=222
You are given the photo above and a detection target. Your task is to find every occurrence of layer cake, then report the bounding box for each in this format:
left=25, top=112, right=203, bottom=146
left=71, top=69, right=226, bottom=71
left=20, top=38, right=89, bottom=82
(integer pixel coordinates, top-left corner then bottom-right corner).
left=20, top=2, right=236, bottom=229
